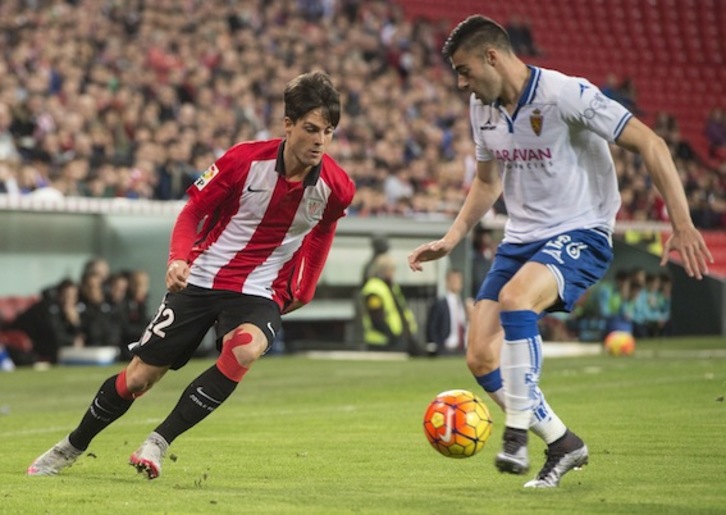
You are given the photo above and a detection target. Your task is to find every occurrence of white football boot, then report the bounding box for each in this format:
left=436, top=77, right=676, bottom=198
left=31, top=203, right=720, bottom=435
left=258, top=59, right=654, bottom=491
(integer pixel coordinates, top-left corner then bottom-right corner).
left=27, top=435, right=83, bottom=476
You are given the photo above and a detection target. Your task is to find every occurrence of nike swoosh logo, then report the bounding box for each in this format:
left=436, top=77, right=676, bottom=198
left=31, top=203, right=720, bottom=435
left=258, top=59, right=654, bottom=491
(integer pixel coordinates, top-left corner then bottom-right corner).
left=93, top=398, right=115, bottom=414
left=247, top=186, right=267, bottom=193
left=195, top=386, right=222, bottom=404
left=441, top=407, right=454, bottom=443
left=267, top=322, right=276, bottom=338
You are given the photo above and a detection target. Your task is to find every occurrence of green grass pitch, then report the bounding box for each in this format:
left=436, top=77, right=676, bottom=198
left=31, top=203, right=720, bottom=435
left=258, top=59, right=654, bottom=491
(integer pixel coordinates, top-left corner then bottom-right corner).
left=1, top=337, right=724, bottom=514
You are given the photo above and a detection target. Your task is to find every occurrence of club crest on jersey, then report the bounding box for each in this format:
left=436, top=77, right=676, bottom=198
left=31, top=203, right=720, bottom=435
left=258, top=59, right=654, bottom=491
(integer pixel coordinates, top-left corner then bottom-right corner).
left=306, top=198, right=323, bottom=218
left=530, top=109, right=543, bottom=136
left=195, top=164, right=219, bottom=190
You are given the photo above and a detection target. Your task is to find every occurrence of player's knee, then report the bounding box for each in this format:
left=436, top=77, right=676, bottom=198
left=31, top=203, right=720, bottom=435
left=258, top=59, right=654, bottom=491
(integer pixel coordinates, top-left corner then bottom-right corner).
left=216, top=327, right=265, bottom=382
left=466, top=346, right=499, bottom=376
left=497, top=286, right=526, bottom=312
left=224, top=327, right=265, bottom=365
left=122, top=366, right=161, bottom=398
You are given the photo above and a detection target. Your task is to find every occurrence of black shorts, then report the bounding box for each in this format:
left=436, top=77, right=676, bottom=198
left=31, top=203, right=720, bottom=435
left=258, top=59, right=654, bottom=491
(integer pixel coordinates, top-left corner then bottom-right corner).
left=131, top=285, right=282, bottom=370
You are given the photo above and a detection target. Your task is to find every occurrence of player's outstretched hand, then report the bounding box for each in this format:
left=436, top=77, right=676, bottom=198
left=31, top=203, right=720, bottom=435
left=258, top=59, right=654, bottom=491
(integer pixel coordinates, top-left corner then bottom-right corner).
left=660, top=226, right=714, bottom=280
left=166, top=260, right=190, bottom=292
left=408, top=238, right=454, bottom=272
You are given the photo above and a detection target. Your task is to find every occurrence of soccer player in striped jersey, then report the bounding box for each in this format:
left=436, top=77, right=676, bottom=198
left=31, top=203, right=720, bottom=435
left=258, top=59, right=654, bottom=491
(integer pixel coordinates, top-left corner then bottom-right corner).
left=409, top=15, right=713, bottom=488
left=28, top=71, right=355, bottom=479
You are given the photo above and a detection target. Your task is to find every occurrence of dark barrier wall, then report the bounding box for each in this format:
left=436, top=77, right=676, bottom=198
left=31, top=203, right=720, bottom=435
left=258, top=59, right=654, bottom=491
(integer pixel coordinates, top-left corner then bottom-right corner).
left=611, top=239, right=725, bottom=336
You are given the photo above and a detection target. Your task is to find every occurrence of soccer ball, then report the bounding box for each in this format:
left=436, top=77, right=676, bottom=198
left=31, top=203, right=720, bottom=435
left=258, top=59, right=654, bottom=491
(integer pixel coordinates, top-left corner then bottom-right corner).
left=604, top=331, right=636, bottom=356
left=423, top=389, right=493, bottom=458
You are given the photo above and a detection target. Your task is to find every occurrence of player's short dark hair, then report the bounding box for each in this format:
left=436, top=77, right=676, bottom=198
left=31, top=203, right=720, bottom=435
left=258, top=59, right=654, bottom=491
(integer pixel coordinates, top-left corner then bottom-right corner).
left=284, top=71, right=341, bottom=128
left=442, top=15, right=512, bottom=60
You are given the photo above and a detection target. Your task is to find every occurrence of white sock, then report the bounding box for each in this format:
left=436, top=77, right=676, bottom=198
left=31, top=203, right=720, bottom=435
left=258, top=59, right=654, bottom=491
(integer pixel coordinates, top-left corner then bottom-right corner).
left=529, top=389, right=567, bottom=444
left=501, top=336, right=540, bottom=430
left=486, top=388, right=506, bottom=412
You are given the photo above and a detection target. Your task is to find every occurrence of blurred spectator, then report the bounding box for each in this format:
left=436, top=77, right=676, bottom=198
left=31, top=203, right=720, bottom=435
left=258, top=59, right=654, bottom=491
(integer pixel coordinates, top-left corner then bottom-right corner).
left=425, top=268, right=472, bottom=355
left=154, top=140, right=199, bottom=200
left=595, top=269, right=631, bottom=330
left=667, top=127, right=697, bottom=162
left=77, top=271, right=118, bottom=347
left=470, top=224, right=496, bottom=298
left=505, top=15, right=539, bottom=56
left=82, top=257, right=111, bottom=285
left=360, top=253, right=419, bottom=354
left=106, top=271, right=129, bottom=351
left=8, top=279, right=83, bottom=364
left=361, top=233, right=391, bottom=284
left=639, top=273, right=669, bottom=337
left=0, top=160, right=20, bottom=194
left=654, top=273, right=672, bottom=336
left=601, top=74, right=638, bottom=113
left=0, top=102, right=20, bottom=162
left=705, top=108, right=726, bottom=160
left=119, top=269, right=151, bottom=360
left=620, top=268, right=648, bottom=338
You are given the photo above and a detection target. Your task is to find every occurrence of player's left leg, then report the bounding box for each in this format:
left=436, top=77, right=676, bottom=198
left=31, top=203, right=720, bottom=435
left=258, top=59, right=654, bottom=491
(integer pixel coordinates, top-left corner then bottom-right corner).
left=130, top=323, right=269, bottom=479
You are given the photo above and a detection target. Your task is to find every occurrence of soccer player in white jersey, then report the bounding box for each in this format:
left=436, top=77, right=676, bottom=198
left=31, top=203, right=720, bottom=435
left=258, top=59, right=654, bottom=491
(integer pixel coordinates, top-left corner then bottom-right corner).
left=409, top=15, right=713, bottom=488
left=28, top=71, right=355, bottom=480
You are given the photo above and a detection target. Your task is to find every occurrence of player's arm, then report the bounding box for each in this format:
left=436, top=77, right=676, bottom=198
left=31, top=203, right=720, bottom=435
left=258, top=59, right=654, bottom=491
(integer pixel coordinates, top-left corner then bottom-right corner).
left=616, top=118, right=714, bottom=279
left=166, top=199, right=206, bottom=292
left=282, top=221, right=337, bottom=314
left=409, top=159, right=501, bottom=271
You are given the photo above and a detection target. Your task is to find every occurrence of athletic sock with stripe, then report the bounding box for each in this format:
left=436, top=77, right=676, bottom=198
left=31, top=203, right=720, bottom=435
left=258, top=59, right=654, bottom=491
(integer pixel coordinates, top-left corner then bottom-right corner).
left=154, top=365, right=238, bottom=444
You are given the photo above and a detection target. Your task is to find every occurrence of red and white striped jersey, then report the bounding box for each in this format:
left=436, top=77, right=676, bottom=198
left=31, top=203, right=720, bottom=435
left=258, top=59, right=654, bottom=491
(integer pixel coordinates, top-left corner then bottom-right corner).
left=169, top=138, right=355, bottom=310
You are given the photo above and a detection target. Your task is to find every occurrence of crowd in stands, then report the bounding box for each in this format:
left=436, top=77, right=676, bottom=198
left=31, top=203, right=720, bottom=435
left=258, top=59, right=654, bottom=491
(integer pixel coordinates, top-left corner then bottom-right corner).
left=0, top=258, right=151, bottom=366
left=541, top=266, right=673, bottom=343
left=0, top=0, right=723, bottom=226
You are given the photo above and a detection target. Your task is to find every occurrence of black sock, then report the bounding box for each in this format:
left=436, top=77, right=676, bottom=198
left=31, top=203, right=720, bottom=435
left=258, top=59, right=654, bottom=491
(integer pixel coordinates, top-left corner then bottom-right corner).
left=69, top=375, right=134, bottom=451
left=155, top=365, right=238, bottom=444
left=504, top=427, right=528, bottom=445
left=550, top=429, right=583, bottom=451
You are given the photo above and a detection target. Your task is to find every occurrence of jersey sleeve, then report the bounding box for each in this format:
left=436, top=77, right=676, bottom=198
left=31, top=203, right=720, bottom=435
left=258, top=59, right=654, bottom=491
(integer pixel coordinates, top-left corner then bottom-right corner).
left=168, top=200, right=206, bottom=264
left=169, top=147, right=245, bottom=263
left=558, top=78, right=633, bottom=143
left=321, top=172, right=355, bottom=225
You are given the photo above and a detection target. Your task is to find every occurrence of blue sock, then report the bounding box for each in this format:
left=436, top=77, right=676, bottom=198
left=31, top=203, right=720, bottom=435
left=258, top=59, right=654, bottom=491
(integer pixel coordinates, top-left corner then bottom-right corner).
left=476, top=368, right=502, bottom=392
left=500, top=310, right=539, bottom=341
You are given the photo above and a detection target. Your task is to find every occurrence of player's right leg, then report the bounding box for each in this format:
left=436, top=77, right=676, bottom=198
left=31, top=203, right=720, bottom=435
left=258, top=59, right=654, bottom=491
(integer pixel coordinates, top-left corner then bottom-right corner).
left=466, top=299, right=506, bottom=411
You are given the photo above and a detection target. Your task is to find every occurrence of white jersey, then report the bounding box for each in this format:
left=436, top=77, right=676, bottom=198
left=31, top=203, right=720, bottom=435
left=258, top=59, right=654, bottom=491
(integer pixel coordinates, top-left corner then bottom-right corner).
left=471, top=66, right=632, bottom=243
